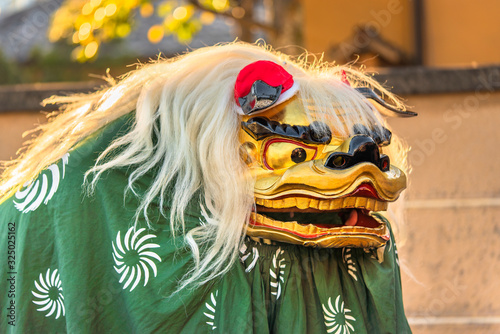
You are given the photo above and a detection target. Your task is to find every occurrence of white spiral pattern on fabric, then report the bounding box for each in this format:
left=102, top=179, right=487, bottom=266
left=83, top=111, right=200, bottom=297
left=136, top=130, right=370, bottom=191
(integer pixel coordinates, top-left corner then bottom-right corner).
left=239, top=243, right=260, bottom=273
left=32, top=268, right=65, bottom=320
left=112, top=227, right=161, bottom=292
left=323, top=295, right=356, bottom=334
left=342, top=248, right=358, bottom=281
left=204, top=290, right=218, bottom=330
left=270, top=247, right=285, bottom=300
left=14, top=153, right=69, bottom=213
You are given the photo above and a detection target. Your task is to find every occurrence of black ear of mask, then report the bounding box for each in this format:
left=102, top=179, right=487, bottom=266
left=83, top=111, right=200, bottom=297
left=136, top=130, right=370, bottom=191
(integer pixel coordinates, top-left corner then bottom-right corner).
left=239, top=80, right=283, bottom=115
left=355, top=87, right=418, bottom=117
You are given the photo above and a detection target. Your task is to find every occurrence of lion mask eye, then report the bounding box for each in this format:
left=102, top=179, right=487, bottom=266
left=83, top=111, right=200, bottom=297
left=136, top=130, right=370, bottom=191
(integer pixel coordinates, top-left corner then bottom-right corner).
left=263, top=139, right=317, bottom=170
left=291, top=148, right=307, bottom=163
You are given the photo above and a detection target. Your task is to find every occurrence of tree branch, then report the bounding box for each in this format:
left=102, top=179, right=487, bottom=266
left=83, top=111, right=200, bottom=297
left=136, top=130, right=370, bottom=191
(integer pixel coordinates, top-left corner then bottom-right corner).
left=186, top=0, right=277, bottom=35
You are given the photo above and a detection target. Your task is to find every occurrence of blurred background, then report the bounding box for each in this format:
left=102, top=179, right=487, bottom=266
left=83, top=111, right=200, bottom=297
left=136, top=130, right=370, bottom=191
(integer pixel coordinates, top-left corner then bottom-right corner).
left=1, top=0, right=499, bottom=333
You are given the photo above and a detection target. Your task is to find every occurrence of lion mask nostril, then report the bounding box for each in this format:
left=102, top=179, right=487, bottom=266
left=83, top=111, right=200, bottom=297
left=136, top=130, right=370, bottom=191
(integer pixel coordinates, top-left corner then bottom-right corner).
left=325, top=135, right=390, bottom=171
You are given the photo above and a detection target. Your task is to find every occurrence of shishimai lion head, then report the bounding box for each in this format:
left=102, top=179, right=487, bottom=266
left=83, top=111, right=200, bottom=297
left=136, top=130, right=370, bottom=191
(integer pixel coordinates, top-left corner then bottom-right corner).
left=235, top=60, right=415, bottom=249
left=0, top=43, right=414, bottom=288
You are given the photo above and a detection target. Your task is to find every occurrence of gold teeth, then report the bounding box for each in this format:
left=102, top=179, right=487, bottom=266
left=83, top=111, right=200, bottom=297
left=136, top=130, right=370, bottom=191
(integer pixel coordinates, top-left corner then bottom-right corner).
left=249, top=212, right=386, bottom=236
left=255, top=196, right=387, bottom=211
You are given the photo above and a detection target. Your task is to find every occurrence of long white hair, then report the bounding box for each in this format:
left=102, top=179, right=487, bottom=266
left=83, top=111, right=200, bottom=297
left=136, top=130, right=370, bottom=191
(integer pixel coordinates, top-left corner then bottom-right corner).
left=0, top=42, right=408, bottom=290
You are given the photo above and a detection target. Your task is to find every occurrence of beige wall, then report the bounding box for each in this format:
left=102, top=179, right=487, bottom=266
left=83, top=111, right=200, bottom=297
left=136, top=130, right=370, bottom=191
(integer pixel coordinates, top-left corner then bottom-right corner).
left=389, top=92, right=500, bottom=333
left=302, top=0, right=413, bottom=57
left=302, top=0, right=500, bottom=67
left=0, top=112, right=47, bottom=163
left=425, top=0, right=500, bottom=67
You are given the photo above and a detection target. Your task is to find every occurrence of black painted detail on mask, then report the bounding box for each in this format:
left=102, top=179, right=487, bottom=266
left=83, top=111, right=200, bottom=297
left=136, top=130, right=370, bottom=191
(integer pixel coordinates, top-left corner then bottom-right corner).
left=355, top=87, right=418, bottom=117
left=242, top=117, right=332, bottom=144
left=352, top=124, right=392, bottom=147
left=239, top=80, right=282, bottom=115
left=325, top=135, right=390, bottom=172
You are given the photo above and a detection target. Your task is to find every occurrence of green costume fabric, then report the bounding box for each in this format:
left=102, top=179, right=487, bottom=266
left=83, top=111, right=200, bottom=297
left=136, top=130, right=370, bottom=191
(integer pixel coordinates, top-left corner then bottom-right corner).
left=0, top=115, right=411, bottom=333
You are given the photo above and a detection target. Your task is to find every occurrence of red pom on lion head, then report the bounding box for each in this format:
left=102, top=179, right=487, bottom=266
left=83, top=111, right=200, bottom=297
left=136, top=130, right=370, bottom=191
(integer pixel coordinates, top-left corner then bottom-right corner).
left=234, top=60, right=299, bottom=115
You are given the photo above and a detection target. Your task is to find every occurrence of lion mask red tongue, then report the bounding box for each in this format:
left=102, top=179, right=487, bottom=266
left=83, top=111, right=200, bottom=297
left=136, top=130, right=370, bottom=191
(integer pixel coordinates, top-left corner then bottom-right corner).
left=343, top=209, right=382, bottom=228
left=343, top=184, right=384, bottom=227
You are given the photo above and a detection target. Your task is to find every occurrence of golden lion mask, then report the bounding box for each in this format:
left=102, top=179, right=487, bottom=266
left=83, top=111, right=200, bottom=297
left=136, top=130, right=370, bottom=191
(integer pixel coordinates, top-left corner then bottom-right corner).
left=235, top=61, right=415, bottom=249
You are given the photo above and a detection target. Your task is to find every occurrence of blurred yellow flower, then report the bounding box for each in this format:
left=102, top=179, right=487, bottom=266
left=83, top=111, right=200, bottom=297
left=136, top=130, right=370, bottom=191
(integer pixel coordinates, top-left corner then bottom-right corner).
left=94, top=7, right=106, bottom=21
left=173, top=6, right=188, bottom=20
left=212, top=0, right=229, bottom=11
left=105, top=3, right=117, bottom=16
left=116, top=23, right=131, bottom=38
left=140, top=3, right=154, bottom=17
left=148, top=25, right=164, bottom=44
left=84, top=41, right=99, bottom=58
left=200, top=11, right=215, bottom=25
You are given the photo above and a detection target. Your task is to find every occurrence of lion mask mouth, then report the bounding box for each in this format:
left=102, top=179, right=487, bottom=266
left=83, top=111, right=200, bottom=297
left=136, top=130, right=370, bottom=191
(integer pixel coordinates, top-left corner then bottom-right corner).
left=248, top=183, right=391, bottom=248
